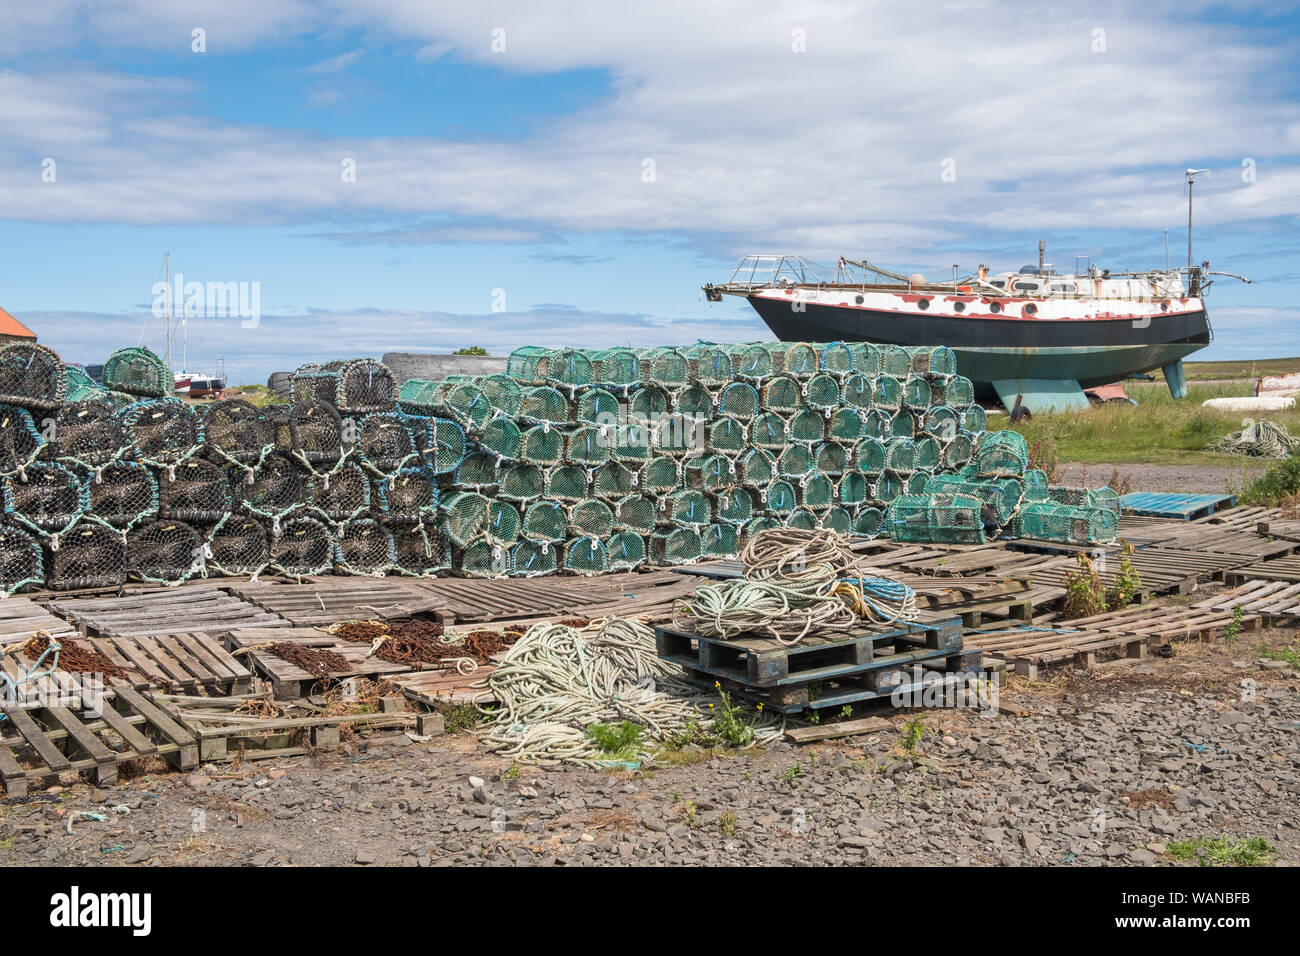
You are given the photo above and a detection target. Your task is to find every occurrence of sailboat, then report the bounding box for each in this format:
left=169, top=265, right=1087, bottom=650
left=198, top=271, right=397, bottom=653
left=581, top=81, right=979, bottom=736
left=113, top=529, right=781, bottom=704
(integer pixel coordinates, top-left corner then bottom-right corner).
left=159, top=253, right=228, bottom=398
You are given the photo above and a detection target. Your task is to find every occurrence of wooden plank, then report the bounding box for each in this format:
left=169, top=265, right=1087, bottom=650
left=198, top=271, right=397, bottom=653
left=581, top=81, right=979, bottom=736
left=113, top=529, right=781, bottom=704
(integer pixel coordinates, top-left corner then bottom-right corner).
left=785, top=716, right=893, bottom=743
left=45, top=706, right=116, bottom=765
left=0, top=704, right=71, bottom=771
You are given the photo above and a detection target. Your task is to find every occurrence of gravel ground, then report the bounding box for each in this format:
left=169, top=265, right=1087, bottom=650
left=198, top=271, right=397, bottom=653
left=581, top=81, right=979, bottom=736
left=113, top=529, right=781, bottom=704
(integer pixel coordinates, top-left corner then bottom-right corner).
left=4, top=626, right=1298, bottom=868
left=1058, top=462, right=1270, bottom=495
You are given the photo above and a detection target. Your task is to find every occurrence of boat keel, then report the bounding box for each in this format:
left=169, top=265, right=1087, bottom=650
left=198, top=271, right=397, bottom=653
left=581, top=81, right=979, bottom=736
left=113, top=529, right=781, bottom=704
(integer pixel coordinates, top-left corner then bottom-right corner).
left=991, top=378, right=1091, bottom=416
left=1162, top=359, right=1187, bottom=399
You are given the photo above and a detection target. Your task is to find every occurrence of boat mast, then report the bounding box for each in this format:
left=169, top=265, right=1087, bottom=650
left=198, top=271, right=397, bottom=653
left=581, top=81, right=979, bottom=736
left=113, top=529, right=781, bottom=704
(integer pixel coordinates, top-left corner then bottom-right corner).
left=1186, top=168, right=1209, bottom=272
left=164, top=252, right=172, bottom=369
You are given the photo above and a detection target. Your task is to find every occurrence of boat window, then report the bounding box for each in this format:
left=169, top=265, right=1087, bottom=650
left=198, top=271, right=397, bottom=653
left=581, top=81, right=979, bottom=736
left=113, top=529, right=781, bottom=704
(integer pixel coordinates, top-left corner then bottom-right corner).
left=989, top=279, right=1006, bottom=289
left=989, top=302, right=1002, bottom=313
left=916, top=298, right=930, bottom=310
left=1050, top=283, right=1076, bottom=293
left=1024, top=303, right=1038, bottom=316
left=855, top=295, right=864, bottom=304
left=953, top=301, right=965, bottom=313
left=1013, top=281, right=1040, bottom=292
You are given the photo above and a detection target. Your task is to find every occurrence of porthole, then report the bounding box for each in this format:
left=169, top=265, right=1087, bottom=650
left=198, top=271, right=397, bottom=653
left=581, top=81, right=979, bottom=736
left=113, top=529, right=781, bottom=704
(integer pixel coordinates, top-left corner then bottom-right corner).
left=917, top=299, right=930, bottom=310
left=953, top=301, right=965, bottom=313
left=1160, top=301, right=1169, bottom=312
left=1024, top=303, right=1038, bottom=316
left=989, top=302, right=1002, bottom=314
left=855, top=295, right=864, bottom=305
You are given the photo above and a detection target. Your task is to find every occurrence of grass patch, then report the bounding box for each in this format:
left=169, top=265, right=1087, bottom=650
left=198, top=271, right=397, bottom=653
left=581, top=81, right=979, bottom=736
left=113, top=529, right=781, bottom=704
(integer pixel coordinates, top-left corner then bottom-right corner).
left=442, top=702, right=485, bottom=734
left=1166, top=836, right=1274, bottom=866
left=1184, top=357, right=1300, bottom=381
left=1238, top=457, right=1300, bottom=506
left=586, top=720, right=644, bottom=760
left=1003, top=381, right=1300, bottom=466
left=1255, top=641, right=1300, bottom=668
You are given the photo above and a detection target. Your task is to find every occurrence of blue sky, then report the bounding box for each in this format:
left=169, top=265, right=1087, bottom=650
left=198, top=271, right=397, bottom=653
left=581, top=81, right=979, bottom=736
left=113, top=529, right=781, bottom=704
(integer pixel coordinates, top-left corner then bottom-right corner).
left=1, top=0, right=1298, bottom=384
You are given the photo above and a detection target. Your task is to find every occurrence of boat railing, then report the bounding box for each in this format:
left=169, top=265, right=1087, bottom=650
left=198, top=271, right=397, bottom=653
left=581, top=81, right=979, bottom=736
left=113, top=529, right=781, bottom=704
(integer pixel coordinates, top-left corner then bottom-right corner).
left=719, top=255, right=825, bottom=290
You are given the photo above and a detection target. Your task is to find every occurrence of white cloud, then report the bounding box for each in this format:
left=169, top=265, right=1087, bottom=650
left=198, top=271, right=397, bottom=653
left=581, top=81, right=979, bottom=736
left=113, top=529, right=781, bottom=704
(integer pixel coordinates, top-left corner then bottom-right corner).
left=307, top=50, right=363, bottom=73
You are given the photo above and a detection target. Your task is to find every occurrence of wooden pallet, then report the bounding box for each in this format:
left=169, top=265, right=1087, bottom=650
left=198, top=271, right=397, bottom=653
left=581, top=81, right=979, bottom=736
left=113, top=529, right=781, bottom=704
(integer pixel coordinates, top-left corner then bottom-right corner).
left=387, top=667, right=498, bottom=708
left=0, top=684, right=197, bottom=796
left=227, top=578, right=444, bottom=627
left=45, top=588, right=289, bottom=639
left=1121, top=492, right=1238, bottom=521
left=221, top=627, right=412, bottom=699
left=1225, top=555, right=1300, bottom=586
left=0, top=596, right=78, bottom=646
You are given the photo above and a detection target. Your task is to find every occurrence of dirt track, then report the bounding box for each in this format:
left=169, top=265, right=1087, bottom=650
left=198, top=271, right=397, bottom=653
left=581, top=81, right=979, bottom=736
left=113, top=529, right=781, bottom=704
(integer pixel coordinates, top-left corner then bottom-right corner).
left=1059, top=462, right=1270, bottom=495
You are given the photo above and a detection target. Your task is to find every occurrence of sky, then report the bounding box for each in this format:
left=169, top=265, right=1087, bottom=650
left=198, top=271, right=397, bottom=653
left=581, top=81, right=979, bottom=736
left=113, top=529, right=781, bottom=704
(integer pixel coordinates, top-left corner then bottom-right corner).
left=1, top=0, right=1298, bottom=384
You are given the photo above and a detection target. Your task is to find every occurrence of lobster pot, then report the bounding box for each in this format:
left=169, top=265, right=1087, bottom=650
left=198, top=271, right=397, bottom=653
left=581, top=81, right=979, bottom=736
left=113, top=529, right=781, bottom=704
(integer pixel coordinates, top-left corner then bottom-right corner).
left=712, top=488, right=754, bottom=526
left=828, top=407, right=864, bottom=442
left=799, top=474, right=835, bottom=511
left=683, top=454, right=733, bottom=493
left=499, top=462, right=545, bottom=502
left=543, top=349, right=595, bottom=394
left=440, top=491, right=492, bottom=549
left=592, top=461, right=638, bottom=500
left=928, top=474, right=1024, bottom=526
left=819, top=342, right=856, bottom=377
left=761, top=376, right=801, bottom=414
left=729, top=344, right=774, bottom=382
left=859, top=408, right=891, bottom=440
left=545, top=464, right=590, bottom=503
left=568, top=498, right=614, bottom=538
left=509, top=538, right=558, bottom=577
left=392, top=525, right=450, bottom=576
left=959, top=404, right=987, bottom=434
left=853, top=506, right=884, bottom=538
left=455, top=535, right=513, bottom=578
left=701, top=523, right=738, bottom=558
left=814, top=442, right=849, bottom=476
left=887, top=410, right=915, bottom=440
left=575, top=387, right=621, bottom=426
left=661, top=489, right=711, bottom=526
left=656, top=413, right=699, bottom=458
left=476, top=417, right=522, bottom=462
left=127, top=519, right=203, bottom=583
left=522, top=499, right=569, bottom=542
left=841, top=372, right=872, bottom=410
left=649, top=527, right=701, bottom=565
left=855, top=437, right=887, bottom=476
left=764, top=480, right=798, bottom=517
left=785, top=509, right=818, bottom=531
left=88, top=462, right=158, bottom=528
left=237, top=453, right=307, bottom=524
left=1047, top=485, right=1120, bottom=513
left=673, top=384, right=713, bottom=421
left=519, top=424, right=563, bottom=466
left=506, top=346, right=550, bottom=384
left=485, top=498, right=521, bottom=546
left=1020, top=468, right=1051, bottom=502
left=64, top=365, right=99, bottom=402
left=906, top=473, right=930, bottom=495
left=907, top=345, right=957, bottom=378
left=872, top=375, right=903, bottom=411
left=200, top=399, right=275, bottom=464
left=48, top=521, right=127, bottom=590
left=847, top=343, right=882, bottom=378
left=735, top=448, right=775, bottom=488
left=776, top=444, right=813, bottom=480
left=562, top=536, right=609, bottom=575
left=879, top=345, right=911, bottom=378
left=939, top=376, right=976, bottom=408
left=335, top=518, right=396, bottom=575
left=207, top=516, right=270, bottom=576
left=384, top=468, right=439, bottom=525
left=159, top=458, right=230, bottom=524
left=883, top=438, right=917, bottom=475
left=913, top=436, right=942, bottom=473
left=941, top=432, right=974, bottom=470
left=607, top=531, right=646, bottom=570
left=3, top=462, right=87, bottom=534
left=629, top=383, right=670, bottom=421
left=440, top=382, right=493, bottom=433
left=591, top=348, right=640, bottom=392
left=356, top=413, right=417, bottom=474
left=923, top=405, right=959, bottom=441
left=104, top=347, right=170, bottom=398
left=740, top=515, right=781, bottom=549
left=838, top=472, right=868, bottom=506
left=519, top=386, right=569, bottom=425
left=477, top=374, right=523, bottom=418
left=822, top=506, right=853, bottom=535
left=396, top=379, right=447, bottom=416
left=750, top=412, right=787, bottom=451
left=685, top=345, right=732, bottom=388
left=335, top=358, right=396, bottom=414
left=0, top=343, right=66, bottom=411
left=52, top=399, right=124, bottom=468
left=641, top=347, right=690, bottom=388
left=787, top=409, right=825, bottom=445
left=886, top=493, right=985, bottom=545
left=610, top=421, right=652, bottom=463
left=717, top=382, right=760, bottom=419
left=0, top=522, right=43, bottom=594
left=975, top=430, right=1029, bottom=477
left=778, top=343, right=819, bottom=379
left=120, top=399, right=201, bottom=466
left=290, top=363, right=341, bottom=405
left=1009, top=502, right=1119, bottom=545
left=870, top=470, right=906, bottom=505
left=902, top=375, right=932, bottom=411
left=804, top=373, right=841, bottom=412
left=287, top=401, right=344, bottom=469
left=614, top=494, right=658, bottom=533
left=563, top=426, right=611, bottom=468
left=307, top=462, right=371, bottom=522
left=639, top=456, right=680, bottom=494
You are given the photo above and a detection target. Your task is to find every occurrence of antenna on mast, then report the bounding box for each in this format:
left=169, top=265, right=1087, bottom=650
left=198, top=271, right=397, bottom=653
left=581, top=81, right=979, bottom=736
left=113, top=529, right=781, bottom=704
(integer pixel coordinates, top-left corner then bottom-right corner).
left=1185, top=168, right=1210, bottom=272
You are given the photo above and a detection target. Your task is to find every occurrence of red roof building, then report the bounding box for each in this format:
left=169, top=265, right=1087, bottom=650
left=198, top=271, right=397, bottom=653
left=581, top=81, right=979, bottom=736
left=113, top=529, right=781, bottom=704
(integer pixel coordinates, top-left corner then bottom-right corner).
left=0, top=307, right=37, bottom=345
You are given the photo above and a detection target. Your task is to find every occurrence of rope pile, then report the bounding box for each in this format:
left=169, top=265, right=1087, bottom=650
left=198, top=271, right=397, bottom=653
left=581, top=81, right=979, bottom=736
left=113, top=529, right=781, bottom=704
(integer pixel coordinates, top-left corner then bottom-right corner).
left=1210, top=418, right=1300, bottom=458
left=673, top=526, right=917, bottom=644
left=479, top=618, right=784, bottom=767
